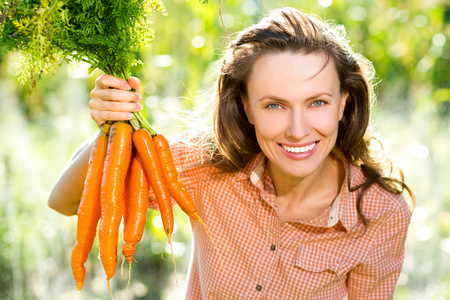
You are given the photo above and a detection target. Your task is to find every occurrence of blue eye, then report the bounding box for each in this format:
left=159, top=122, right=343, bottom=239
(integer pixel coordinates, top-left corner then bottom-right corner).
left=266, top=103, right=282, bottom=109
left=311, top=100, right=326, bottom=107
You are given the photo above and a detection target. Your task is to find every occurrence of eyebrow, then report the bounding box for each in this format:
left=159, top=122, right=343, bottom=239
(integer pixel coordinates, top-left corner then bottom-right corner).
left=258, top=92, right=334, bottom=102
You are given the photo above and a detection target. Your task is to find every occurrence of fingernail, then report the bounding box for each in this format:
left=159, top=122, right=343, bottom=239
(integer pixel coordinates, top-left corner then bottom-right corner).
left=125, top=83, right=132, bottom=90
left=137, top=103, right=143, bottom=111
left=127, top=113, right=134, bottom=119
left=135, top=93, right=141, bottom=100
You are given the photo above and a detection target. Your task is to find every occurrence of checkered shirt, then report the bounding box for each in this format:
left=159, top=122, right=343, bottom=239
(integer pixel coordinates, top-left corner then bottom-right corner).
left=148, top=135, right=412, bottom=300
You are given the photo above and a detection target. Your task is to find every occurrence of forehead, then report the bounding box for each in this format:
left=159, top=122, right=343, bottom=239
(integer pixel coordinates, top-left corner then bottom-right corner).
left=246, top=52, right=341, bottom=97
left=250, top=51, right=337, bottom=80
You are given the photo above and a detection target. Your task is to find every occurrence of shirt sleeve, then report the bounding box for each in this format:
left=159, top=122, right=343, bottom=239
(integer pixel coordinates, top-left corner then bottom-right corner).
left=347, top=196, right=412, bottom=299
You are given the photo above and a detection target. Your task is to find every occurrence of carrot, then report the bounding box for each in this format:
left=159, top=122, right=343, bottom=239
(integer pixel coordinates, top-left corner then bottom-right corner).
left=122, top=148, right=135, bottom=227
left=132, top=129, right=174, bottom=242
left=153, top=133, right=225, bottom=272
left=71, top=122, right=111, bottom=291
left=153, top=134, right=202, bottom=223
left=122, top=180, right=130, bottom=229
left=120, top=157, right=130, bottom=278
left=122, top=152, right=150, bottom=263
left=98, top=121, right=133, bottom=290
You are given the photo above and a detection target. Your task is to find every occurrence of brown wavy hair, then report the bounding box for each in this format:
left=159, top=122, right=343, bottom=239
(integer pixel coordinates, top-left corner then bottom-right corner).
left=205, top=7, right=414, bottom=224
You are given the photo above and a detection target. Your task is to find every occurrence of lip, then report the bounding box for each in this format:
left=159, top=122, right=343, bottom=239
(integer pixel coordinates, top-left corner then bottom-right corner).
left=278, top=141, right=319, bottom=159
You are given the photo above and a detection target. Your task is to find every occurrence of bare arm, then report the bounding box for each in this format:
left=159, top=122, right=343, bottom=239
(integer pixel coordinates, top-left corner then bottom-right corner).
left=48, top=133, right=96, bottom=216
left=47, top=74, right=142, bottom=216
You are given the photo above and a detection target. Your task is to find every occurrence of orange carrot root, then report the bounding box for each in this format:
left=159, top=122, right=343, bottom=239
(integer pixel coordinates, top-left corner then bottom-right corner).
left=152, top=134, right=225, bottom=271
left=153, top=134, right=200, bottom=220
left=99, top=121, right=133, bottom=282
left=71, top=122, right=111, bottom=291
left=122, top=152, right=149, bottom=264
left=133, top=129, right=174, bottom=242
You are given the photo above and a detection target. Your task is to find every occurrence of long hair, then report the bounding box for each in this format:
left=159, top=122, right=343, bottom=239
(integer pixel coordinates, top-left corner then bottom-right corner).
left=201, top=7, right=414, bottom=224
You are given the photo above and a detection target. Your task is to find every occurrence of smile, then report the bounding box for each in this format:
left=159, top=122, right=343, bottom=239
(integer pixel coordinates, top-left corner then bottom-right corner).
left=281, top=142, right=317, bottom=154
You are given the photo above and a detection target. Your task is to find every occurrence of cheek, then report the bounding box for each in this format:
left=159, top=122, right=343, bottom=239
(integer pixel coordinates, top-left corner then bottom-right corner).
left=307, top=113, right=341, bottom=136
left=253, top=113, right=286, bottom=138
left=322, top=118, right=340, bottom=134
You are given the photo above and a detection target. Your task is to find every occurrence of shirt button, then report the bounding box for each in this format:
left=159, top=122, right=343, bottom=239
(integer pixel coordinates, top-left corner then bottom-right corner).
left=270, top=244, right=276, bottom=251
left=256, top=284, right=262, bottom=291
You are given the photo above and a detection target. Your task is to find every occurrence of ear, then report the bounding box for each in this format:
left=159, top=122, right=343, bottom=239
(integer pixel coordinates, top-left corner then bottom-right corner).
left=241, top=95, right=254, bottom=124
left=338, top=91, right=348, bottom=121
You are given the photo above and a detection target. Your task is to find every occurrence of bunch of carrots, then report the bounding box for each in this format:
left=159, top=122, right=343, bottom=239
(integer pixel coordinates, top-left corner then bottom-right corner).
left=71, top=113, right=207, bottom=296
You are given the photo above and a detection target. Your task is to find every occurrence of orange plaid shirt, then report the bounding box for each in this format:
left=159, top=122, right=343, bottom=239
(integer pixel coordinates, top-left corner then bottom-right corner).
left=149, top=135, right=412, bottom=300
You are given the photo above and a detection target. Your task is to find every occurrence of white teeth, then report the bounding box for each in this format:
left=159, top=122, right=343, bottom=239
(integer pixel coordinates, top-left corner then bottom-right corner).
left=282, top=142, right=316, bottom=153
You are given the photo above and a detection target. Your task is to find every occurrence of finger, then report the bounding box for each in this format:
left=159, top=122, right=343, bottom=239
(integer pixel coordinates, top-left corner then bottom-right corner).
left=95, top=74, right=132, bottom=91
left=89, top=97, right=143, bottom=114
left=127, top=77, right=141, bottom=94
left=90, top=109, right=134, bottom=127
left=90, top=87, right=141, bottom=104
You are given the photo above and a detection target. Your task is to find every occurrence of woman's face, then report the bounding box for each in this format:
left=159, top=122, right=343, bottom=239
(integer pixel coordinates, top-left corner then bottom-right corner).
left=242, top=52, right=347, bottom=182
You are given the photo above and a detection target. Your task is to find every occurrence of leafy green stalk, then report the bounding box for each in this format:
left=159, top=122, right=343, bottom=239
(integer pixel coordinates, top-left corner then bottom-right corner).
left=1, top=0, right=166, bottom=131
left=1, top=0, right=209, bottom=132
left=1, top=0, right=166, bottom=83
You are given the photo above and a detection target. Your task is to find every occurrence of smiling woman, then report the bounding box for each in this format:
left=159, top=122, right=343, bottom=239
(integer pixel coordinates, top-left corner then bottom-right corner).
left=243, top=53, right=346, bottom=178
left=242, top=52, right=348, bottom=221
left=49, top=6, right=415, bottom=300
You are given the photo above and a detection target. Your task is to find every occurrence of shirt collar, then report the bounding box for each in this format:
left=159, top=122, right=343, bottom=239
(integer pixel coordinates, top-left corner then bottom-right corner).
left=235, top=152, right=367, bottom=231
left=338, top=163, right=367, bottom=231
left=235, top=152, right=266, bottom=183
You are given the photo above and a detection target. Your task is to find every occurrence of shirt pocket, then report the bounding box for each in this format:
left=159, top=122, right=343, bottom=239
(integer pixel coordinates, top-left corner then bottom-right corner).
left=292, top=243, right=362, bottom=298
left=295, top=243, right=358, bottom=276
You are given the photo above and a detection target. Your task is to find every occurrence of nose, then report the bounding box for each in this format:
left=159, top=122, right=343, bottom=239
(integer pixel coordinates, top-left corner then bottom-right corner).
left=285, top=108, right=311, bottom=140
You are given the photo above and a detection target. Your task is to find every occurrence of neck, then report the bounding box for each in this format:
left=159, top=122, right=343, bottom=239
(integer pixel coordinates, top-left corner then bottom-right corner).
left=269, top=155, right=344, bottom=203
left=269, top=155, right=345, bottom=222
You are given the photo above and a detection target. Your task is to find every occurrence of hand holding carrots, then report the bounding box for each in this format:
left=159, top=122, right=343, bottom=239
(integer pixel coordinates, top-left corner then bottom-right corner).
left=89, top=74, right=143, bottom=127
left=71, top=74, right=209, bottom=297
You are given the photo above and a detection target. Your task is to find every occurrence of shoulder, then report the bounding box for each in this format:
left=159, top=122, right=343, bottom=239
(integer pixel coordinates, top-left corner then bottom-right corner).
left=369, top=183, right=412, bottom=224
left=167, top=130, right=214, bottom=168
left=349, top=165, right=412, bottom=225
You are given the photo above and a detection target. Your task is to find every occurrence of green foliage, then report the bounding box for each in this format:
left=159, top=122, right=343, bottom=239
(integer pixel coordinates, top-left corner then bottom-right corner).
left=59, top=0, right=166, bottom=79
left=1, top=0, right=68, bottom=86
left=0, top=0, right=166, bottom=87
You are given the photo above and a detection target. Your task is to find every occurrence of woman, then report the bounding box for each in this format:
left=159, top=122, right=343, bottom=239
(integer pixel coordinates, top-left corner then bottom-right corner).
left=49, top=7, right=415, bottom=299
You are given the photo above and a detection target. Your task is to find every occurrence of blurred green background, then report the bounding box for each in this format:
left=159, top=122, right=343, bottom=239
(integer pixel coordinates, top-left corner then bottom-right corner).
left=0, top=0, right=449, bottom=299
